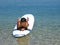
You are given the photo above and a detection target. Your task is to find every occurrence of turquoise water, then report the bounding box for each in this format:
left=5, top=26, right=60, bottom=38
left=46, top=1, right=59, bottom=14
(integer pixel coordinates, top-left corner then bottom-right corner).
left=0, top=6, right=60, bottom=45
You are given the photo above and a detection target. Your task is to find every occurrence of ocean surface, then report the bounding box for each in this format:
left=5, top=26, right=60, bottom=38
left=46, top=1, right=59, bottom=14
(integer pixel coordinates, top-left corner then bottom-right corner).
left=0, top=6, right=60, bottom=45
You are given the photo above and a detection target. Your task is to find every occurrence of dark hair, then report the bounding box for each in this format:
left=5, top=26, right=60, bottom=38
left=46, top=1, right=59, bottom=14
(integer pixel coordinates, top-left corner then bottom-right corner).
left=21, top=18, right=26, bottom=22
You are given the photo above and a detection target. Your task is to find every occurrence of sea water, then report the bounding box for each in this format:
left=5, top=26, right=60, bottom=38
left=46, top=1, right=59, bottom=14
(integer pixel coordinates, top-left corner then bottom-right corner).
left=0, top=6, right=60, bottom=45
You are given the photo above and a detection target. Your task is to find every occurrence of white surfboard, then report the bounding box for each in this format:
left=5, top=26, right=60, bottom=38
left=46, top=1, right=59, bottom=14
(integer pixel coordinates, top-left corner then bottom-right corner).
left=13, top=14, right=34, bottom=37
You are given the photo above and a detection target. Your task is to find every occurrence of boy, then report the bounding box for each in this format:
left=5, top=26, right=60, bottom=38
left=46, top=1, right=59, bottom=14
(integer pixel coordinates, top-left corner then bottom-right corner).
left=17, top=17, right=29, bottom=31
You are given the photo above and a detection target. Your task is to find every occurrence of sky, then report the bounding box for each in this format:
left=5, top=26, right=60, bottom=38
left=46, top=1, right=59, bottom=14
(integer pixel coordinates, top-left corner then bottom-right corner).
left=0, top=0, right=59, bottom=7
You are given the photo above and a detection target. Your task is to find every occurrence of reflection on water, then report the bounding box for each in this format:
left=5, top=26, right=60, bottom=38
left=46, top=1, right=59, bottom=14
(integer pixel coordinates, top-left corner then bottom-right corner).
left=17, top=35, right=30, bottom=45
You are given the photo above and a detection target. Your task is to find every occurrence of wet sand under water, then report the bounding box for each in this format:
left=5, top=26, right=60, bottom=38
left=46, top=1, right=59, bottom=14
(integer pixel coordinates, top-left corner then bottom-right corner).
left=16, top=35, right=30, bottom=45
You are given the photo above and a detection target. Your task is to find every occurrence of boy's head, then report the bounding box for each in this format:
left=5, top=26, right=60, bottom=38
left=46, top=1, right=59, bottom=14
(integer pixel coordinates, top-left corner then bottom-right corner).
left=21, top=18, right=26, bottom=22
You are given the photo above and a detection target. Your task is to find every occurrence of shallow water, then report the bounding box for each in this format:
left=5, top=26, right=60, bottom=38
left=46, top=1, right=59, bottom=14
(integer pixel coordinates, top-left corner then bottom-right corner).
left=0, top=6, right=60, bottom=45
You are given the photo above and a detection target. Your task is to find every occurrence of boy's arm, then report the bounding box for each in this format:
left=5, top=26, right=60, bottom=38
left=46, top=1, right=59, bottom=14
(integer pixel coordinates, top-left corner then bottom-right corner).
left=26, top=17, right=29, bottom=27
left=17, top=17, right=21, bottom=29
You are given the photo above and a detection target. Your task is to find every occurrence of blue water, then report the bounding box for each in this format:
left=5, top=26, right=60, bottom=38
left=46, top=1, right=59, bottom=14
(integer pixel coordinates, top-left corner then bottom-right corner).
left=0, top=6, right=60, bottom=45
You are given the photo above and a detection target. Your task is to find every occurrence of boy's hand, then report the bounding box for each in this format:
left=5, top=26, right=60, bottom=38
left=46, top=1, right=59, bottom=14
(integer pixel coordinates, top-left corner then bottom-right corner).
left=26, top=17, right=29, bottom=21
left=17, top=17, right=20, bottom=21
